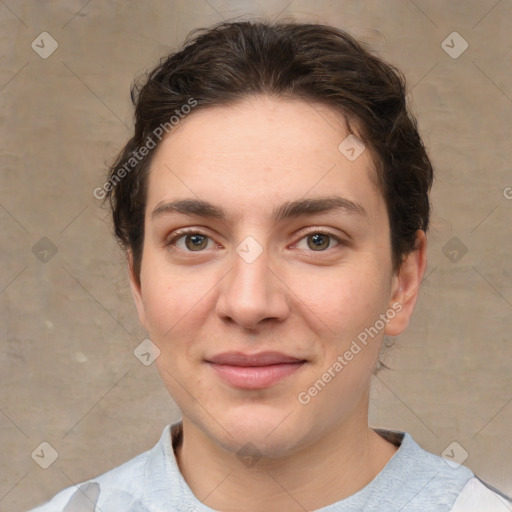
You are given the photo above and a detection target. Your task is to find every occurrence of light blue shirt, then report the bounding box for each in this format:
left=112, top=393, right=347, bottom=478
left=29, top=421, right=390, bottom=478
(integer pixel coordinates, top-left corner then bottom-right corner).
left=30, top=420, right=512, bottom=511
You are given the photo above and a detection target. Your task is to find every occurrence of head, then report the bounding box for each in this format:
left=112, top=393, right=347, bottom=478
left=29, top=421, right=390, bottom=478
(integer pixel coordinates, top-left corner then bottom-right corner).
left=105, top=20, right=431, bottom=457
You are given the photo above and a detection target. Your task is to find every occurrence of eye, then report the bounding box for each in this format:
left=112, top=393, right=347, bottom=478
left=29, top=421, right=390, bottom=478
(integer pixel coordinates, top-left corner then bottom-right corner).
left=294, top=230, right=342, bottom=251
left=166, top=228, right=345, bottom=253
left=167, top=230, right=216, bottom=252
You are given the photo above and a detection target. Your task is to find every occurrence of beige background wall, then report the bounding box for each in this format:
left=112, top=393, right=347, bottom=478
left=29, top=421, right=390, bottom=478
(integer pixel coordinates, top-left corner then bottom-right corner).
left=1, top=1, right=511, bottom=510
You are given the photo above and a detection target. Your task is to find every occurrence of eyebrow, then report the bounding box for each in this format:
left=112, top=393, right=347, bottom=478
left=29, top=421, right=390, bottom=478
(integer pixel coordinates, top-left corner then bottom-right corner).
left=151, top=196, right=367, bottom=223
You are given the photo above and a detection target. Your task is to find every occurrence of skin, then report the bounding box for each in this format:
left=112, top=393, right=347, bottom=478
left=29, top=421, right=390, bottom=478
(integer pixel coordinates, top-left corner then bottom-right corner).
left=128, top=95, right=427, bottom=511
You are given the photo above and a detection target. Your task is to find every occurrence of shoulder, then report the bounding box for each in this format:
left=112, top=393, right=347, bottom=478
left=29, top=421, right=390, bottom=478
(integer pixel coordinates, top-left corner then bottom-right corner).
left=364, top=428, right=509, bottom=511
left=450, top=476, right=512, bottom=511
left=28, top=425, right=172, bottom=512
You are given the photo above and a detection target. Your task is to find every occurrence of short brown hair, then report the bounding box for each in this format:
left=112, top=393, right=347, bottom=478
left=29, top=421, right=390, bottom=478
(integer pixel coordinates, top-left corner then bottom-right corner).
left=106, top=19, right=433, bottom=280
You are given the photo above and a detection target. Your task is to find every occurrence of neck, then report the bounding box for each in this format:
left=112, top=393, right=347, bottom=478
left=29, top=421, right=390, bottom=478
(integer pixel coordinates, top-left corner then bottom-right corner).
left=174, top=412, right=398, bottom=511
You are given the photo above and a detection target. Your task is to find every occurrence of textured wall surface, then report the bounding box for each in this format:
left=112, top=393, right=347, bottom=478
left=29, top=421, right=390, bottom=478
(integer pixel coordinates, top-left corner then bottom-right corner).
left=1, top=1, right=511, bottom=510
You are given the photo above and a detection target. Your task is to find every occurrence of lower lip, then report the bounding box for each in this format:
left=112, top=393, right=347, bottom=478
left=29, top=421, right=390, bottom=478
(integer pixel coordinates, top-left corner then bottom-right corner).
left=207, top=362, right=305, bottom=389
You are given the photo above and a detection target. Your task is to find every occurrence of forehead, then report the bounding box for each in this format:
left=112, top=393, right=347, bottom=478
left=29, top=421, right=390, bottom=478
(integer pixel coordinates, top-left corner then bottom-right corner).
left=146, top=96, right=386, bottom=225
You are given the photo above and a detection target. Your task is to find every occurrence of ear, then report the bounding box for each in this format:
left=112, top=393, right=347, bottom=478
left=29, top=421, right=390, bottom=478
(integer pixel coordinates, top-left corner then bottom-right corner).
left=127, top=251, right=148, bottom=330
left=384, top=230, right=427, bottom=336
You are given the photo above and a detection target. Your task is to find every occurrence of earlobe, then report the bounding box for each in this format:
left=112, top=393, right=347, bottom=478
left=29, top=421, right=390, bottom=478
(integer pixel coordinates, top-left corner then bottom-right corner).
left=384, top=230, right=427, bottom=337
left=127, top=251, right=148, bottom=329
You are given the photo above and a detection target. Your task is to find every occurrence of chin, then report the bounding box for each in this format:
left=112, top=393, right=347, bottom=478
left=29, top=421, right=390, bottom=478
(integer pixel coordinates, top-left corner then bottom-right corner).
left=205, top=407, right=313, bottom=459
left=220, top=429, right=302, bottom=460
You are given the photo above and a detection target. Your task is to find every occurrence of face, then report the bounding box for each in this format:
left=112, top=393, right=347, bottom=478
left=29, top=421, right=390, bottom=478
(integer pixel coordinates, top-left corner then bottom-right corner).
left=129, top=96, right=423, bottom=458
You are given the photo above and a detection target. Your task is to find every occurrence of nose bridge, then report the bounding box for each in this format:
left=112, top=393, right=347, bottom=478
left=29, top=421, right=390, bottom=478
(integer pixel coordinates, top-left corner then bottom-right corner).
left=216, top=236, right=288, bottom=328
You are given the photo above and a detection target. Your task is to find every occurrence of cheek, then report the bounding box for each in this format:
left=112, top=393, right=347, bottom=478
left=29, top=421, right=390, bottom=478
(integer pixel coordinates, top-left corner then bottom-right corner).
left=140, top=264, right=200, bottom=340
left=140, top=262, right=223, bottom=382
left=293, top=262, right=391, bottom=337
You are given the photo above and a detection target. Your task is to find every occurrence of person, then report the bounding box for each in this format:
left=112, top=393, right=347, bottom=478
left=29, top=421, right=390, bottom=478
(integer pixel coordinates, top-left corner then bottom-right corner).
left=31, top=19, right=511, bottom=512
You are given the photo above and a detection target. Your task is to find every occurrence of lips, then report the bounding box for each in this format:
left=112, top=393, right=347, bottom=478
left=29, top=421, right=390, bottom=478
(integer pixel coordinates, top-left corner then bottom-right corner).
left=205, top=351, right=307, bottom=389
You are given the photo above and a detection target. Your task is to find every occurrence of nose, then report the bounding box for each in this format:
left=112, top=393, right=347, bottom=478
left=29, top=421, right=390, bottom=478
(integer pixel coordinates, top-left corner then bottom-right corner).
left=215, top=243, right=290, bottom=331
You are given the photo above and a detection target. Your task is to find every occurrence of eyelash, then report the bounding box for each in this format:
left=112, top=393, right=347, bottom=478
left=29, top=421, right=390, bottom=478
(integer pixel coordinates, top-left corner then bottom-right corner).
left=165, top=227, right=346, bottom=253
